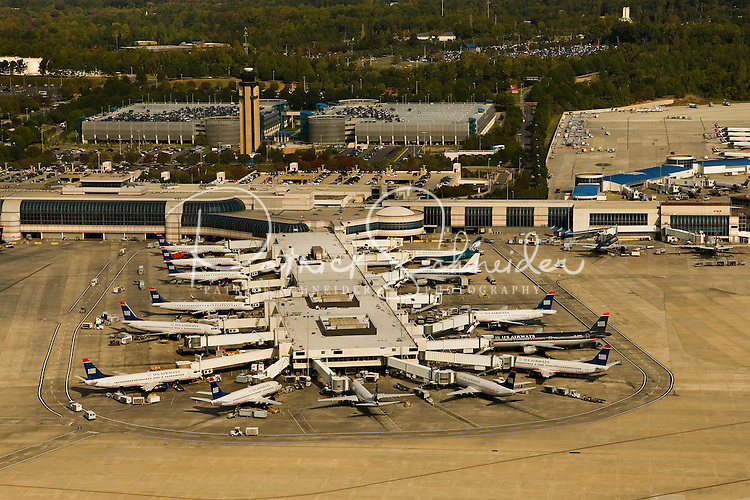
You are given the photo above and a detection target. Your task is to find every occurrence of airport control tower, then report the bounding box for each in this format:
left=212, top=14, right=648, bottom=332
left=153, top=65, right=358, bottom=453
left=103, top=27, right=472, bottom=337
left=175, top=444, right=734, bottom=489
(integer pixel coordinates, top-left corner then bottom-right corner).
left=238, top=67, right=261, bottom=154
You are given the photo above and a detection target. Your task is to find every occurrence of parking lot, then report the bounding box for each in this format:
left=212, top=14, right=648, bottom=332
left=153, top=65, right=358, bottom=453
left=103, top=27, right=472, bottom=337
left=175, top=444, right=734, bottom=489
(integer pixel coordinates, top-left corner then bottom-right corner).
left=547, top=102, right=750, bottom=197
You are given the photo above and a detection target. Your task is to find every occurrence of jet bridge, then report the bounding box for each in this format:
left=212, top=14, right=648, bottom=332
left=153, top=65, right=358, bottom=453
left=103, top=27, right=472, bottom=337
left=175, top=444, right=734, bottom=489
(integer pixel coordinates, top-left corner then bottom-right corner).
left=254, top=356, right=290, bottom=382
left=188, top=348, right=275, bottom=374
left=384, top=357, right=455, bottom=386
left=406, top=313, right=473, bottom=339
left=311, top=359, right=350, bottom=393
left=419, top=351, right=514, bottom=371
left=181, top=331, right=275, bottom=351
left=419, top=335, right=493, bottom=353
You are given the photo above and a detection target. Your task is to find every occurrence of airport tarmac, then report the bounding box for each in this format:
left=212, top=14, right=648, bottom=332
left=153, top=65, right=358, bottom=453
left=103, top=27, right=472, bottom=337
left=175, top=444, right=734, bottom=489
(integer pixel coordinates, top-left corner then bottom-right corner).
left=1, top=237, right=749, bottom=498
left=547, top=102, right=750, bottom=197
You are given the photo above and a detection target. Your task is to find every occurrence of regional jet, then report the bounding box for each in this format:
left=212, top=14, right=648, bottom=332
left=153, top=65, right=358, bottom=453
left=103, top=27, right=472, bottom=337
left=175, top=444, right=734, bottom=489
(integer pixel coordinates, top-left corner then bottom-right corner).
left=156, top=234, right=232, bottom=254
left=385, top=253, right=481, bottom=287
left=120, top=302, right=222, bottom=335
left=149, top=288, right=260, bottom=314
left=165, top=260, right=249, bottom=282
left=473, top=292, right=557, bottom=327
left=409, top=236, right=483, bottom=263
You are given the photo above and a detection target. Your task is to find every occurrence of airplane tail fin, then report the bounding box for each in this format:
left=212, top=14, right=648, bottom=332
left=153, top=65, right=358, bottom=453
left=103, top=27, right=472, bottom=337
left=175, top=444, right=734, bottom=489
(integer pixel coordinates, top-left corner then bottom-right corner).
left=119, top=301, right=142, bottom=321
left=156, top=234, right=170, bottom=247
left=588, top=313, right=610, bottom=335
left=161, top=248, right=174, bottom=262
left=469, top=236, right=482, bottom=252
left=534, top=291, right=556, bottom=310
left=149, top=287, right=168, bottom=304
left=166, top=261, right=180, bottom=275
left=500, top=369, right=517, bottom=390
left=82, top=359, right=108, bottom=380
left=586, top=345, right=611, bottom=366
left=208, top=377, right=229, bottom=399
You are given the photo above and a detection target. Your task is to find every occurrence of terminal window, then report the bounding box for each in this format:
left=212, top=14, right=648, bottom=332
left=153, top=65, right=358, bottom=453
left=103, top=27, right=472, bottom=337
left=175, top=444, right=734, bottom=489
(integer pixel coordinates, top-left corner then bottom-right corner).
left=20, top=200, right=166, bottom=226
left=670, top=215, right=729, bottom=236
left=424, top=206, right=451, bottom=228
left=506, top=206, right=533, bottom=227
left=589, top=212, right=648, bottom=226
left=548, top=207, right=573, bottom=230
left=465, top=206, right=492, bottom=227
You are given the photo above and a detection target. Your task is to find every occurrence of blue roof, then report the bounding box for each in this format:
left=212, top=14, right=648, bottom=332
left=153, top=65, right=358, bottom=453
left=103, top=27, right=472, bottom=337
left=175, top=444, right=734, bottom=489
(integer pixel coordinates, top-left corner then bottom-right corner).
left=572, top=184, right=599, bottom=199
left=697, top=158, right=750, bottom=167
left=464, top=43, right=478, bottom=49
left=605, top=165, right=688, bottom=186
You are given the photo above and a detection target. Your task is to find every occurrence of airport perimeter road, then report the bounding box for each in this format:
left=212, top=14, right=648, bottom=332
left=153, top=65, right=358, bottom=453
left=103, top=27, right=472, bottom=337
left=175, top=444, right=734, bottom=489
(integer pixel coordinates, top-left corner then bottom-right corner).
left=486, top=241, right=674, bottom=421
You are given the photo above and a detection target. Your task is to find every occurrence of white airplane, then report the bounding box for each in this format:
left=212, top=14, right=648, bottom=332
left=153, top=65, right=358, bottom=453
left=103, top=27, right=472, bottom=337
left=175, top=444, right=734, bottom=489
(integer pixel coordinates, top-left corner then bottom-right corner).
left=353, top=252, right=411, bottom=267
left=386, top=253, right=481, bottom=286
left=165, top=260, right=249, bottom=282
left=492, top=313, right=611, bottom=354
left=149, top=288, right=260, bottom=314
left=162, top=249, right=242, bottom=268
left=447, top=369, right=533, bottom=398
left=410, top=236, right=483, bottom=263
left=120, top=302, right=222, bottom=335
left=191, top=378, right=282, bottom=406
left=473, top=292, right=557, bottom=326
left=77, top=359, right=201, bottom=392
left=513, top=345, right=621, bottom=378
left=318, top=379, right=414, bottom=407
left=156, top=234, right=231, bottom=254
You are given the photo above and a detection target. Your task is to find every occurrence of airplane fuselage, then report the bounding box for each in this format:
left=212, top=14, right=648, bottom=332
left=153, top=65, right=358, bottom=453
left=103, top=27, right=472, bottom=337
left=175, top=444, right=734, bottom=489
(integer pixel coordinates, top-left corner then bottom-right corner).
left=474, top=309, right=557, bottom=323
left=123, top=320, right=221, bottom=335
left=513, top=356, right=606, bottom=376
left=493, top=332, right=606, bottom=349
left=210, top=381, right=282, bottom=406
left=83, top=368, right=201, bottom=390
left=454, top=371, right=516, bottom=397
left=153, top=300, right=258, bottom=313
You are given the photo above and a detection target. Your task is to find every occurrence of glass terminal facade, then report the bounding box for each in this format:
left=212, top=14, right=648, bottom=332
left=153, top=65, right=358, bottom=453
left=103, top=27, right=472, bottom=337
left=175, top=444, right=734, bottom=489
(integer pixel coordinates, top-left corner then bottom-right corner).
left=20, top=200, right=166, bottom=225
left=180, top=198, right=246, bottom=226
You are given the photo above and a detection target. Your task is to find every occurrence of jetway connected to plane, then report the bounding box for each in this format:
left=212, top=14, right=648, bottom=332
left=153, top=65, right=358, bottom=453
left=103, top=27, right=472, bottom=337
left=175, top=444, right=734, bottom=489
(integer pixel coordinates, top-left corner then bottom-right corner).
left=384, top=357, right=456, bottom=386
left=420, top=351, right=514, bottom=371
left=189, top=348, right=275, bottom=374
left=312, top=359, right=350, bottom=393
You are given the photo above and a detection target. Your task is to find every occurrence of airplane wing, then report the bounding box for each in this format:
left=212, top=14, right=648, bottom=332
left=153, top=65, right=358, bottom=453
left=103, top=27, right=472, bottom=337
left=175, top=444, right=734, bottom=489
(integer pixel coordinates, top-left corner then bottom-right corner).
left=492, top=319, right=527, bottom=326
left=447, top=387, right=480, bottom=396
left=318, top=395, right=359, bottom=403
left=140, top=381, right=161, bottom=392
left=191, top=397, right=214, bottom=404
left=376, top=393, right=415, bottom=399
left=526, top=342, right=563, bottom=350
left=356, top=401, right=401, bottom=407
left=537, top=369, right=556, bottom=378
left=251, top=396, right=282, bottom=405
